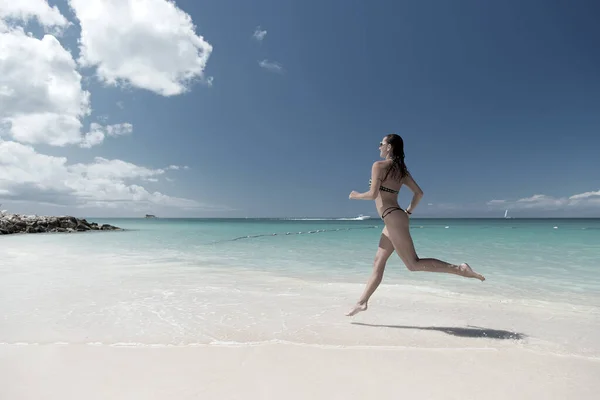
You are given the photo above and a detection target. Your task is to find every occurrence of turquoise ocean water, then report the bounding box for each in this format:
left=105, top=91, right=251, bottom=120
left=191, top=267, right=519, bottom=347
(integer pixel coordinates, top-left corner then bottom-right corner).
left=31, top=217, right=600, bottom=302
left=3, top=217, right=600, bottom=303
left=1, top=217, right=599, bottom=355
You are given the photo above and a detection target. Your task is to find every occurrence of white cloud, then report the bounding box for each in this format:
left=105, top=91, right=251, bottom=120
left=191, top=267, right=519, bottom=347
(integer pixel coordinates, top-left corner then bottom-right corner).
left=0, top=2, right=219, bottom=214
left=569, top=190, right=600, bottom=201
left=0, top=26, right=91, bottom=146
left=70, top=157, right=165, bottom=181
left=253, top=26, right=267, bottom=41
left=0, top=0, right=70, bottom=33
left=516, top=194, right=567, bottom=209
left=0, top=139, right=216, bottom=210
left=0, top=26, right=130, bottom=149
left=81, top=122, right=133, bottom=148
left=259, top=59, right=283, bottom=73
left=69, top=0, right=213, bottom=96
left=487, top=190, right=600, bottom=210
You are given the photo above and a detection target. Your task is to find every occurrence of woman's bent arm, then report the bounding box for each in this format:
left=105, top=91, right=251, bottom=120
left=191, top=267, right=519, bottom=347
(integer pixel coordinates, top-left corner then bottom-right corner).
left=349, top=162, right=384, bottom=200
left=403, top=173, right=424, bottom=213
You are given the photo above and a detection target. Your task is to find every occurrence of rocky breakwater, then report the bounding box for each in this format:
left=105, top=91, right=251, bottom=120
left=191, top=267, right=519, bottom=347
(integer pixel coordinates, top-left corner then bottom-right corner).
left=0, top=213, right=121, bottom=235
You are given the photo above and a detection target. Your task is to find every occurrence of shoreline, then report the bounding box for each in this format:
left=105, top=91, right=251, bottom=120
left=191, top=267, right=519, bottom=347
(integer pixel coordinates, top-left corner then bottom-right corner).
left=64, top=216, right=600, bottom=220
left=27, top=214, right=600, bottom=222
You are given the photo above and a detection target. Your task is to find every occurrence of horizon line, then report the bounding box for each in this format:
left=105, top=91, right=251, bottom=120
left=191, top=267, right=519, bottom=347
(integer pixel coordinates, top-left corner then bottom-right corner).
left=80, top=216, right=600, bottom=220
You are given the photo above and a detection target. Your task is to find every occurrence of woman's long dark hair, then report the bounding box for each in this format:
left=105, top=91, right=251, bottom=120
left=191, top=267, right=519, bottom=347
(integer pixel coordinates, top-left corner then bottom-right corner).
left=382, top=134, right=409, bottom=182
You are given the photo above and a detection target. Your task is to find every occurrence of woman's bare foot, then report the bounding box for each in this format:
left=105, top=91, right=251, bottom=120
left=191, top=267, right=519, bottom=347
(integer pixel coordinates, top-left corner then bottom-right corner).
left=346, top=302, right=367, bottom=316
left=458, top=263, right=485, bottom=281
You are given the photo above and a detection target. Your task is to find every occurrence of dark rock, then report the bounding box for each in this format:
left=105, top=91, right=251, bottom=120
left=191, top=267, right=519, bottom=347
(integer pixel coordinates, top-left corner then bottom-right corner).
left=0, top=213, right=121, bottom=235
left=76, top=223, right=91, bottom=231
left=61, top=219, right=77, bottom=229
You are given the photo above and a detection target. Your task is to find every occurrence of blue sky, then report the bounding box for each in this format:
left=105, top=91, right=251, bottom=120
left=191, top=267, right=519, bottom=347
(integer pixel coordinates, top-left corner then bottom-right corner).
left=1, top=0, right=599, bottom=218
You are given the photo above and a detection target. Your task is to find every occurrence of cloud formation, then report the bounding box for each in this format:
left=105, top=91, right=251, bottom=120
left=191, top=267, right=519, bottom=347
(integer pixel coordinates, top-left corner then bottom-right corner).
left=69, top=0, right=213, bottom=96
left=0, top=140, right=208, bottom=210
left=259, top=59, right=283, bottom=73
left=487, top=191, right=600, bottom=210
left=81, top=123, right=133, bottom=148
left=0, top=1, right=219, bottom=214
left=0, top=26, right=92, bottom=146
left=253, top=26, right=267, bottom=41
left=0, top=0, right=69, bottom=32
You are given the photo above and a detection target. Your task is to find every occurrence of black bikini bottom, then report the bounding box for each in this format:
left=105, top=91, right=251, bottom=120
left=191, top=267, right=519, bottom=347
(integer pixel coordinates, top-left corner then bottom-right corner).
left=381, top=206, right=405, bottom=219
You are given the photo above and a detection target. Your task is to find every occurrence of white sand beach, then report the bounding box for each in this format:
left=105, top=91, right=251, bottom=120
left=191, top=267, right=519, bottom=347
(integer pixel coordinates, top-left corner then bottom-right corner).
left=2, top=343, right=599, bottom=400
left=2, top=228, right=599, bottom=399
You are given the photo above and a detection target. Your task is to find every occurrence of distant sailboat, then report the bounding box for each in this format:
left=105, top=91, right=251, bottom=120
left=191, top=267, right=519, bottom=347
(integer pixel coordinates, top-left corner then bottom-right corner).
left=504, top=209, right=512, bottom=219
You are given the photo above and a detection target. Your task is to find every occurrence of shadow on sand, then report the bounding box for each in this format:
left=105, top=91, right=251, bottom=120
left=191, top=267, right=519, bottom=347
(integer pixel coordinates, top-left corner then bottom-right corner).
left=351, top=322, right=526, bottom=340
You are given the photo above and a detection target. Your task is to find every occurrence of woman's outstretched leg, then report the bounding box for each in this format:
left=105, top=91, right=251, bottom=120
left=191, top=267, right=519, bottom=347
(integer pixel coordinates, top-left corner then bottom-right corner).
left=346, top=228, right=395, bottom=316
left=386, top=214, right=485, bottom=281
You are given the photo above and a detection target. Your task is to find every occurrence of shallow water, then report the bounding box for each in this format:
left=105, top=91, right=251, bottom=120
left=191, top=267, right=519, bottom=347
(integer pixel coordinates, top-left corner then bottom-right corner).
left=1, top=218, right=598, bottom=358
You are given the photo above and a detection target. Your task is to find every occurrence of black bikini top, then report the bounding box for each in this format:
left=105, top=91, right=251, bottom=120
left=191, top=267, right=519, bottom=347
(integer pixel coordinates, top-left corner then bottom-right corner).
left=369, top=179, right=399, bottom=194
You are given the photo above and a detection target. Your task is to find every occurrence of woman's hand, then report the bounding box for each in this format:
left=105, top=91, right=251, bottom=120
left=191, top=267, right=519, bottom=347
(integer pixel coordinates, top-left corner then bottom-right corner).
left=349, top=191, right=360, bottom=200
